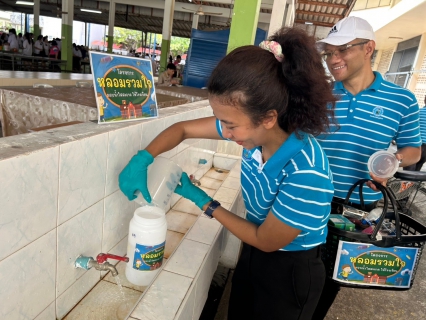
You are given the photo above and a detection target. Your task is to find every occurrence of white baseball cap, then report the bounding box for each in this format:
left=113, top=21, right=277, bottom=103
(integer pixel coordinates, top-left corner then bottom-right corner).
left=317, top=16, right=375, bottom=51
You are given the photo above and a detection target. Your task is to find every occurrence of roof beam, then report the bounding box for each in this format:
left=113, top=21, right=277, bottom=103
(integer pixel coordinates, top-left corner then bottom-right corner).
left=104, top=0, right=271, bottom=23
left=297, top=10, right=342, bottom=19
left=297, top=1, right=348, bottom=9
left=295, top=19, right=334, bottom=27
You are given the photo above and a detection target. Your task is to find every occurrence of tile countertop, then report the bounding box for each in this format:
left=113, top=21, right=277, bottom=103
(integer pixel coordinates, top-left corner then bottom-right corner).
left=155, top=86, right=208, bottom=101
left=0, top=87, right=189, bottom=109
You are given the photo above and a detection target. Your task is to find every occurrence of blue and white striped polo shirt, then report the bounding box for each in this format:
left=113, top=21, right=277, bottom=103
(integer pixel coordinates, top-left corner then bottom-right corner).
left=317, top=71, right=421, bottom=204
left=419, top=107, right=426, bottom=144
left=216, top=120, right=334, bottom=251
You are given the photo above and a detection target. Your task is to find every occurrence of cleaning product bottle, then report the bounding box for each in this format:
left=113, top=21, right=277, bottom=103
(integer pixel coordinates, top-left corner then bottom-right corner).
left=125, top=206, right=167, bottom=286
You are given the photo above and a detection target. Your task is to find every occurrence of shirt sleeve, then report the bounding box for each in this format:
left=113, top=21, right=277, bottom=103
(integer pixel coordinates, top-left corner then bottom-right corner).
left=157, top=73, right=165, bottom=85
left=395, top=92, right=422, bottom=148
left=271, top=169, right=333, bottom=232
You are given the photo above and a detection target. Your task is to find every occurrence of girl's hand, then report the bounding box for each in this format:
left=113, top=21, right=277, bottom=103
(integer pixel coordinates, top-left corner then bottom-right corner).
left=119, top=150, right=154, bottom=202
left=174, top=173, right=212, bottom=209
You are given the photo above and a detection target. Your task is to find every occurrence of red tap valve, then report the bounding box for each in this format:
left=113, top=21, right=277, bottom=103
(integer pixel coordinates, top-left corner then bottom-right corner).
left=96, top=253, right=129, bottom=264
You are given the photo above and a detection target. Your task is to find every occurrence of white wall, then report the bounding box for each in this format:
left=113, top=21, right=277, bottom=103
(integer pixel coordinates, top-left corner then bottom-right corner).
left=0, top=101, right=221, bottom=319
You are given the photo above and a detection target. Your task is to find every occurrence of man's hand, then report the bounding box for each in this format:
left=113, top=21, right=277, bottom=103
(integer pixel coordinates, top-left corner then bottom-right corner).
left=368, top=153, right=402, bottom=190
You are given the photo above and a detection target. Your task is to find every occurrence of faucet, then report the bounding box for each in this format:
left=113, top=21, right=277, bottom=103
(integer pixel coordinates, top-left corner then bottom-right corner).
left=75, top=253, right=129, bottom=277
left=189, top=174, right=201, bottom=186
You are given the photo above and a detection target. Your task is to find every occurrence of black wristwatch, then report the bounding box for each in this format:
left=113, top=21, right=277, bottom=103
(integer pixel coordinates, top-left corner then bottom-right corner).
left=204, top=200, right=221, bottom=219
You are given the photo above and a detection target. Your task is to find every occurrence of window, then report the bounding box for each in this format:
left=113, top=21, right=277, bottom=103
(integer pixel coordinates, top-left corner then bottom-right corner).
left=386, top=36, right=420, bottom=87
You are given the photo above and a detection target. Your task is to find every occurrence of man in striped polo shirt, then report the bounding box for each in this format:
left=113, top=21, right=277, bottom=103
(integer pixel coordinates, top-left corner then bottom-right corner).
left=404, top=95, right=426, bottom=171
left=313, top=16, right=421, bottom=319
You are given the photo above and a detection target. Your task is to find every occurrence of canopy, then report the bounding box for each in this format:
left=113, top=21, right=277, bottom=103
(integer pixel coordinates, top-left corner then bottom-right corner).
left=91, top=40, right=122, bottom=50
left=136, top=47, right=161, bottom=55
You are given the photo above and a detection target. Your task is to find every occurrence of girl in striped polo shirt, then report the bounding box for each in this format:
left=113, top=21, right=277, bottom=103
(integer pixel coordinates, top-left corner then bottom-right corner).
left=120, top=27, right=337, bottom=320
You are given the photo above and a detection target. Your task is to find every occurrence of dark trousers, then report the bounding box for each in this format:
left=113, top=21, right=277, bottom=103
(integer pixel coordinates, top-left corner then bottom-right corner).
left=404, top=144, right=426, bottom=171
left=228, top=243, right=325, bottom=320
left=311, top=197, right=378, bottom=320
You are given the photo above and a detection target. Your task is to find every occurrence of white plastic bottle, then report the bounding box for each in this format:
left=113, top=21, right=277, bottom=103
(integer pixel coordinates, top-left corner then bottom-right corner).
left=125, top=206, right=167, bottom=286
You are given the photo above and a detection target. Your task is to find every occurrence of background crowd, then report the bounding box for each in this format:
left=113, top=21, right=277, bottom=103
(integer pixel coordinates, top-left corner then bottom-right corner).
left=0, top=28, right=88, bottom=72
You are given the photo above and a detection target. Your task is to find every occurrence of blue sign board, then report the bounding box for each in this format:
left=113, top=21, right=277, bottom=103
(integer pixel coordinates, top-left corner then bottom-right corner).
left=90, top=52, right=158, bottom=123
left=333, top=241, right=418, bottom=288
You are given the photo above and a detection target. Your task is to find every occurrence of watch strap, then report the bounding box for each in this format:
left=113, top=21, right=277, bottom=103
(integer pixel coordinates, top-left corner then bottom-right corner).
left=204, top=200, right=221, bottom=218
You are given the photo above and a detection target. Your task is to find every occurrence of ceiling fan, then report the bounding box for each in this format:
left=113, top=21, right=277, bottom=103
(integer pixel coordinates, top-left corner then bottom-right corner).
left=182, top=2, right=223, bottom=16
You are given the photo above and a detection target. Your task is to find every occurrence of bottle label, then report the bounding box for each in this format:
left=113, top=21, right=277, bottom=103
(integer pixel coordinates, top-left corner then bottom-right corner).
left=132, top=241, right=165, bottom=271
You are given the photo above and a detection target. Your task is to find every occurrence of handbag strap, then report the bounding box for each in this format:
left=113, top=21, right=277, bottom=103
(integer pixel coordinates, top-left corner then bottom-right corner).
left=383, top=184, right=402, bottom=241
left=344, top=179, right=402, bottom=242
left=344, top=178, right=371, bottom=210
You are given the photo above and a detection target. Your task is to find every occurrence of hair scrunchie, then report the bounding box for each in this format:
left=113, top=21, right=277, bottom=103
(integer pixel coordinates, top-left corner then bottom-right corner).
left=259, top=40, right=284, bottom=62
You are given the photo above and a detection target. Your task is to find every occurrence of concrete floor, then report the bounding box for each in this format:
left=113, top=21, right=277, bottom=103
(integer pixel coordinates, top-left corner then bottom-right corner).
left=213, top=192, right=426, bottom=320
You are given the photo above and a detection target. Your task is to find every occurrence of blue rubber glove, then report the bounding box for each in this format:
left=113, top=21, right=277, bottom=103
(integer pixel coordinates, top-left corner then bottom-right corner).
left=175, top=172, right=213, bottom=210
left=119, top=150, right=154, bottom=202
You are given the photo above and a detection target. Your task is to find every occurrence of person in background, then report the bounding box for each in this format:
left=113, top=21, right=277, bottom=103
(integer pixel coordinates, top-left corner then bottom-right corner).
left=43, top=36, right=50, bottom=57
left=173, top=55, right=181, bottom=66
left=21, top=32, right=33, bottom=70
left=312, top=16, right=421, bottom=320
left=157, top=63, right=178, bottom=86
left=49, top=40, right=60, bottom=72
left=3, top=32, right=8, bottom=42
left=404, top=95, right=426, bottom=171
left=145, top=53, right=157, bottom=74
left=17, top=32, right=23, bottom=49
left=173, top=54, right=182, bottom=78
left=7, top=29, right=19, bottom=51
left=55, top=38, right=62, bottom=51
left=72, top=43, right=82, bottom=72
left=22, top=32, right=33, bottom=56
left=80, top=46, right=88, bottom=60
left=119, top=27, right=337, bottom=320
left=0, top=33, right=7, bottom=46
left=33, top=35, right=44, bottom=57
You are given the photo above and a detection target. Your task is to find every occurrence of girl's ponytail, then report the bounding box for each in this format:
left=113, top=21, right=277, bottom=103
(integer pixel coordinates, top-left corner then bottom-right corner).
left=271, top=28, right=336, bottom=136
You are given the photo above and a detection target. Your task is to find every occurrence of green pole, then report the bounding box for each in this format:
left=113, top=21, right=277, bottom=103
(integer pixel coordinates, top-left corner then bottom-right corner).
left=160, top=38, right=170, bottom=72
left=107, top=35, right=113, bottom=53
left=227, top=0, right=261, bottom=53
left=61, top=23, right=72, bottom=71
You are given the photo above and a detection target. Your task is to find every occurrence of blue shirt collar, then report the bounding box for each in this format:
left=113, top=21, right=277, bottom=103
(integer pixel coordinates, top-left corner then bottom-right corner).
left=334, top=71, right=382, bottom=93
left=262, top=132, right=308, bottom=178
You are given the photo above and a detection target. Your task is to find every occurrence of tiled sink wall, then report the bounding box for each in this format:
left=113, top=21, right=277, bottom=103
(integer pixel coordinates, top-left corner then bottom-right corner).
left=64, top=161, right=244, bottom=320
left=0, top=100, right=243, bottom=320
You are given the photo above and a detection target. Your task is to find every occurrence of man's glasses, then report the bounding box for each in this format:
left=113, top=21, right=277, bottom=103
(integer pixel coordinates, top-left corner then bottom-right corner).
left=321, top=41, right=370, bottom=61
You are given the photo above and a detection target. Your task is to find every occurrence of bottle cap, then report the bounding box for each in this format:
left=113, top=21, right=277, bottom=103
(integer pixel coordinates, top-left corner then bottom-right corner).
left=367, top=150, right=399, bottom=179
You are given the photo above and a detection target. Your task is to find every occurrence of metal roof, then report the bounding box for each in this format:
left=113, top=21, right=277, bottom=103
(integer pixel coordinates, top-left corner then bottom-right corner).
left=295, top=0, right=358, bottom=27
left=0, top=0, right=357, bottom=38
